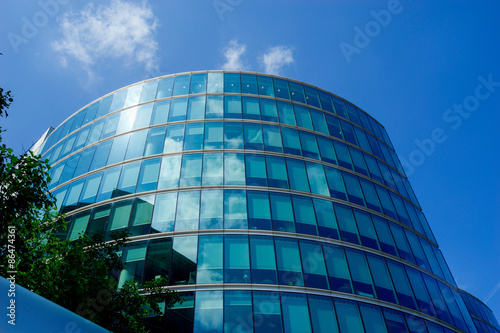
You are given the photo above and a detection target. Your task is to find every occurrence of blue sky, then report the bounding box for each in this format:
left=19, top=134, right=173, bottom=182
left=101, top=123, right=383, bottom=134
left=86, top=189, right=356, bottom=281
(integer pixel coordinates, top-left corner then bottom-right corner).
left=1, top=0, right=499, bottom=319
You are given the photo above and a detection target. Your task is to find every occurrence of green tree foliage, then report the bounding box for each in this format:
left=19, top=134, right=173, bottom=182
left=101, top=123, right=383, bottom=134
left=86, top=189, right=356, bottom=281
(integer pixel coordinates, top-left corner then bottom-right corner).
left=0, top=83, right=179, bottom=332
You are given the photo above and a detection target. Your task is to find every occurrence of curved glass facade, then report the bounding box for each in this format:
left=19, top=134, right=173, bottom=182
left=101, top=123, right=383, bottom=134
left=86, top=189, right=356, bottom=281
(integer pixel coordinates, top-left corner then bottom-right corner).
left=36, top=71, right=499, bottom=333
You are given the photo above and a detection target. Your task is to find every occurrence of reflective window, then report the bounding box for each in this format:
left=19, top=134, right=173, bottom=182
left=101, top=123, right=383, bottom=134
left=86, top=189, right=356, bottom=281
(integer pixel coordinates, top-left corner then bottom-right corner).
left=224, top=73, right=241, bottom=93
left=156, top=76, right=174, bottom=99
left=389, top=224, right=415, bottom=264
left=335, top=204, right=361, bottom=244
left=292, top=196, right=317, bottom=235
left=129, top=195, right=154, bottom=236
left=317, top=136, right=338, bottom=165
left=354, top=127, right=372, bottom=154
left=124, top=84, right=142, bottom=108
left=204, top=122, right=223, bottom=149
left=224, top=190, right=247, bottom=229
left=107, top=134, right=130, bottom=165
left=74, top=126, right=90, bottom=151
left=260, top=99, right=278, bottom=122
left=270, top=193, right=295, bottom=232
left=375, top=185, right=398, bottom=220
left=224, top=153, right=245, bottom=185
left=175, top=191, right=200, bottom=231
left=241, top=74, right=258, bottom=95
left=304, top=86, right=320, bottom=108
left=299, top=240, right=328, bottom=289
left=244, top=123, right=264, bottom=150
left=275, top=237, right=304, bottom=287
left=343, top=173, right=365, bottom=206
left=202, top=153, right=223, bottom=186
left=96, top=165, right=121, bottom=202
left=250, top=236, right=277, bottom=284
left=404, top=230, right=429, bottom=270
left=158, top=155, right=181, bottom=189
left=257, top=75, right=274, bottom=97
left=314, top=198, right=339, bottom=239
left=253, top=291, right=283, bottom=333
left=306, top=162, right=329, bottom=196
left=87, top=204, right=110, bottom=236
left=116, top=161, right=140, bottom=196
left=197, top=235, right=223, bottom=284
left=58, top=153, right=79, bottom=184
left=164, top=124, right=185, bottom=153
left=171, top=236, right=198, bottom=285
left=365, top=154, right=383, bottom=183
left=372, top=216, right=398, bottom=256
left=405, top=267, right=437, bottom=317
left=318, top=91, right=334, bottom=112
left=144, top=126, right=166, bottom=156
left=136, top=158, right=160, bottom=192
left=224, top=122, right=243, bottom=149
left=90, top=140, right=112, bottom=171
left=345, top=102, right=361, bottom=125
left=333, top=141, right=353, bottom=169
left=224, top=235, right=250, bottom=283
left=354, top=209, right=380, bottom=250
left=422, top=275, right=453, bottom=324
left=345, top=248, right=376, bottom=298
left=383, top=308, right=409, bottom=333
left=194, top=291, right=223, bottom=333
left=125, top=129, right=147, bottom=160
left=169, top=97, right=188, bottom=122
left=334, top=298, right=365, bottom=333
left=225, top=95, right=242, bottom=118
left=184, top=123, right=204, bottom=151
left=248, top=191, right=271, bottom=230
left=405, top=314, right=427, bottom=333
left=366, top=254, right=397, bottom=304
left=224, top=291, right=252, bottom=333
left=242, top=96, right=260, bottom=120
left=282, top=128, right=302, bottom=156
left=144, top=237, right=171, bottom=283
left=187, top=96, right=206, bottom=120
left=190, top=73, right=207, bottom=95
left=326, top=115, right=343, bottom=140
left=308, top=295, right=339, bottom=333
left=139, top=79, right=158, bottom=103
left=206, top=95, right=223, bottom=118
left=331, top=95, right=348, bottom=119
left=200, top=190, right=223, bottom=229
left=69, top=211, right=90, bottom=240
left=87, top=118, right=105, bottom=145
left=387, top=260, right=419, bottom=310
left=109, top=89, right=127, bottom=114
left=62, top=178, right=84, bottom=213
left=151, top=100, right=170, bottom=125
left=340, top=120, right=358, bottom=145
left=245, top=154, right=267, bottom=186
left=97, top=94, right=113, bottom=118
left=300, top=132, right=320, bottom=159
left=173, top=74, right=190, bottom=96
left=281, top=293, right=312, bottom=333
left=262, top=125, right=283, bottom=152
left=277, top=101, right=296, bottom=125
left=310, top=109, right=329, bottom=134
left=289, top=81, right=306, bottom=104
left=325, top=166, right=347, bottom=200
left=273, top=78, right=290, bottom=99
left=108, top=199, right=132, bottom=231
left=286, top=159, right=310, bottom=192
left=180, top=153, right=202, bottom=187
left=349, top=147, right=368, bottom=176
left=294, top=105, right=313, bottom=130
left=207, top=72, right=223, bottom=93
left=359, top=303, right=388, bottom=333
left=359, top=178, right=382, bottom=212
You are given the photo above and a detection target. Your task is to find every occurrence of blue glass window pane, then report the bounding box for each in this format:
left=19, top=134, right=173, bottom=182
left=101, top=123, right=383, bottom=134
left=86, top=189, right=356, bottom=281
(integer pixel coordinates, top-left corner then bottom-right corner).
left=247, top=191, right=271, bottom=230
left=334, top=298, right=364, bottom=333
left=139, top=80, right=158, bottom=103
left=68, top=211, right=90, bottom=240
left=299, top=131, right=319, bottom=159
left=335, top=204, right=361, bottom=244
left=292, top=196, right=317, bottom=236
left=59, top=134, right=77, bottom=160
left=367, top=133, right=384, bottom=159
left=366, top=254, right=397, bottom=304
left=87, top=119, right=105, bottom=145
left=257, top=75, right=274, bottom=97
left=224, top=122, right=243, bottom=149
left=250, top=236, right=277, bottom=284
left=270, top=192, right=295, bottom=232
left=390, top=193, right=412, bottom=227
left=180, top=153, right=202, bottom=187
left=282, top=293, right=312, bottom=333
left=224, top=235, right=250, bottom=283
left=313, top=199, right=339, bottom=239
left=260, top=98, right=278, bottom=122
left=405, top=267, right=437, bottom=317
left=289, top=81, right=306, bottom=103
left=365, top=154, right=383, bottom=183
left=426, top=322, right=444, bottom=333
left=184, top=123, right=204, bottom=151
left=242, top=96, right=260, bottom=120
left=124, top=84, right=142, bottom=108
left=318, top=91, right=334, bottom=112
left=349, top=147, right=369, bottom=176
left=79, top=172, right=103, bottom=206
left=87, top=204, right=110, bottom=236
left=273, top=78, right=290, bottom=99
left=61, top=178, right=85, bottom=213
left=405, top=314, right=427, bottom=333
left=375, top=185, right=398, bottom=220
left=158, top=155, right=181, bottom=189
left=333, top=141, right=353, bottom=169
left=359, top=303, right=389, bottom=333
left=323, top=244, right=353, bottom=293
left=344, top=102, right=362, bottom=126
left=100, top=113, right=120, bottom=140
left=282, top=128, right=302, bottom=156
left=224, top=190, right=247, bottom=229
left=156, top=76, right=174, bottom=99
left=224, top=291, right=252, bottom=333
left=172, top=74, right=190, bottom=96
left=116, top=108, right=136, bottom=135
left=359, top=178, right=382, bottom=212
left=266, top=156, right=288, bottom=189
left=225, top=95, right=242, bottom=118
left=331, top=95, right=348, bottom=119
left=345, top=248, right=376, bottom=298
left=243, top=123, right=263, bottom=150
left=383, top=308, right=409, bottom=333
left=169, top=98, right=188, bottom=122
left=354, top=127, right=373, bottom=154
left=304, top=86, right=321, bottom=108
left=164, top=124, right=185, bottom=153
left=70, top=111, right=86, bottom=133
left=108, top=199, right=132, bottom=231
left=277, top=101, right=296, bottom=125
left=245, top=154, right=267, bottom=187
left=422, top=275, right=454, bottom=325
left=96, top=165, right=121, bottom=202
left=151, top=193, right=177, bottom=233
left=110, top=89, right=128, bottom=113
left=90, top=140, right=112, bottom=171
left=354, top=209, right=380, bottom=250
left=136, top=158, right=160, bottom=192
left=263, top=125, right=283, bottom=152
left=200, top=190, right=223, bottom=229
left=306, top=162, right=329, bottom=196
left=387, top=260, right=419, bottom=310
left=58, top=153, right=79, bottom=184
left=203, top=153, right=223, bottom=186
left=389, top=224, right=416, bottom=264
left=83, top=102, right=99, bottom=125
left=207, top=72, right=223, bottom=93
left=308, top=295, right=339, bottom=333
left=286, top=159, right=310, bottom=192
left=326, top=114, right=343, bottom=140
left=190, top=73, right=207, bottom=94
left=144, top=126, right=166, bottom=156
left=170, top=236, right=197, bottom=285
left=372, top=216, right=399, bottom=256
left=194, top=291, right=223, bottom=333
left=253, top=291, right=283, bottom=333
left=224, top=73, right=241, bottom=93
left=317, top=136, right=338, bottom=165
left=175, top=191, right=200, bottom=231
left=294, top=105, right=313, bottom=130
left=275, top=237, right=304, bottom=287
left=204, top=122, right=223, bottom=149
left=224, top=153, right=245, bottom=185
left=74, top=126, right=90, bottom=151
left=325, top=166, right=347, bottom=200
left=342, top=172, right=366, bottom=206
left=241, top=74, right=258, bottom=94
left=117, top=160, right=140, bottom=196
left=197, top=235, right=223, bottom=283
left=299, top=240, right=328, bottom=289
left=49, top=161, right=65, bottom=188
left=421, top=240, right=444, bottom=278
left=310, top=109, right=329, bottom=134
left=96, top=95, right=113, bottom=118
left=151, top=100, right=171, bottom=125
left=187, top=96, right=206, bottom=120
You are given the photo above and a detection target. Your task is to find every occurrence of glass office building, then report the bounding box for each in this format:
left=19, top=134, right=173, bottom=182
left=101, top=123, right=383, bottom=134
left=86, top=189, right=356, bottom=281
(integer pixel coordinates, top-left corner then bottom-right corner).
left=35, top=71, right=499, bottom=333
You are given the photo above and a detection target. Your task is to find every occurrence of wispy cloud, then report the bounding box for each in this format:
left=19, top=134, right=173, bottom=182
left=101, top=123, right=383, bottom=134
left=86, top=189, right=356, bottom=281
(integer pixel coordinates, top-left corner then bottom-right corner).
left=52, top=0, right=159, bottom=81
left=261, top=46, right=294, bottom=75
left=221, top=39, right=248, bottom=71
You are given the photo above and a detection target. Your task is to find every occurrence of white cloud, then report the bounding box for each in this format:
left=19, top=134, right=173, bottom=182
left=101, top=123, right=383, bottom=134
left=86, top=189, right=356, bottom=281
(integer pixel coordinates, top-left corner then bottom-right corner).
left=221, top=39, right=248, bottom=71
left=52, top=0, right=159, bottom=80
left=261, top=46, right=294, bottom=75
